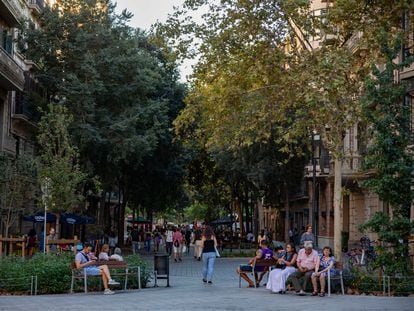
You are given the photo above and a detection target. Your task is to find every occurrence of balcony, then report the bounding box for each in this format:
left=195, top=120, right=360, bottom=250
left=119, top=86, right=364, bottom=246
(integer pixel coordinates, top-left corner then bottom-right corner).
left=0, top=0, right=24, bottom=25
left=28, top=0, right=44, bottom=15
left=0, top=46, right=24, bottom=91
left=11, top=72, right=40, bottom=134
left=346, top=31, right=365, bottom=54
left=342, top=154, right=363, bottom=176
left=12, top=91, right=39, bottom=133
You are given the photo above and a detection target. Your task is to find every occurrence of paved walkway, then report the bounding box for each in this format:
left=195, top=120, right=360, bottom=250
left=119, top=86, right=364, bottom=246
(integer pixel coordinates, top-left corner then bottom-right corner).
left=0, top=249, right=413, bottom=310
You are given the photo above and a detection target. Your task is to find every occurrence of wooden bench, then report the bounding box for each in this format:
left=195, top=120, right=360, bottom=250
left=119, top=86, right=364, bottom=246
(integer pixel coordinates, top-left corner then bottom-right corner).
left=238, top=257, right=278, bottom=288
left=70, top=260, right=141, bottom=293
left=220, top=241, right=241, bottom=252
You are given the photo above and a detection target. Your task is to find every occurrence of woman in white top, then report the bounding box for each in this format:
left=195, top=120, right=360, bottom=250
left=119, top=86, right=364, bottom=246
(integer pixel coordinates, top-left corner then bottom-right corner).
left=98, top=244, right=110, bottom=260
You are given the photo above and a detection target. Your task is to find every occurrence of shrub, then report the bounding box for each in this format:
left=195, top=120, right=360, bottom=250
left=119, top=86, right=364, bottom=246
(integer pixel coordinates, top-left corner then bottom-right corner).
left=0, top=253, right=150, bottom=294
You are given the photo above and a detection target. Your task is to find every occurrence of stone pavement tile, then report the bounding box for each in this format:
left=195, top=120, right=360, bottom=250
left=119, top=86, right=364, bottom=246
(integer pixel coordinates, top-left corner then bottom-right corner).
left=0, top=254, right=413, bottom=311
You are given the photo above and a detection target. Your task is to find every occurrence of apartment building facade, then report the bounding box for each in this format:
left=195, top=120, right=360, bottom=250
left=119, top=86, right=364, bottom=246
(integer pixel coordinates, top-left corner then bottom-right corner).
left=0, top=0, right=45, bottom=159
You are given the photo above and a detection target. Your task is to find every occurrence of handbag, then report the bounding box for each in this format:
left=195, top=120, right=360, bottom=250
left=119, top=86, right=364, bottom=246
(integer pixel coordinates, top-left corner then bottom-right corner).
left=182, top=245, right=187, bottom=253
left=215, top=246, right=220, bottom=258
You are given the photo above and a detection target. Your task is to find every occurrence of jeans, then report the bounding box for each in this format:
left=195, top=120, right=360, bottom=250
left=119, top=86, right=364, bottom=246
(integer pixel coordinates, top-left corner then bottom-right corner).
left=202, top=252, right=216, bottom=281
left=132, top=241, right=139, bottom=254
left=166, top=242, right=173, bottom=256
left=144, top=240, right=151, bottom=252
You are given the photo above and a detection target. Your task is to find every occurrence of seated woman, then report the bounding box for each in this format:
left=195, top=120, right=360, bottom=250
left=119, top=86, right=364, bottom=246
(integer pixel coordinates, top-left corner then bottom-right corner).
left=75, top=242, right=120, bottom=295
left=266, top=242, right=297, bottom=294
left=311, top=246, right=336, bottom=297
left=98, top=244, right=110, bottom=261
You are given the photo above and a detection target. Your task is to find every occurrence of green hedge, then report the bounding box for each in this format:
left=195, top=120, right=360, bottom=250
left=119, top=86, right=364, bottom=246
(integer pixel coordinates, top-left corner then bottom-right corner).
left=0, top=253, right=151, bottom=295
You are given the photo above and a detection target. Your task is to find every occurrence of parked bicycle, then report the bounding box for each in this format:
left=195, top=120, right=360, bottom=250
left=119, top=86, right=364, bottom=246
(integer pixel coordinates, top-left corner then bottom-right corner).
left=347, top=235, right=377, bottom=271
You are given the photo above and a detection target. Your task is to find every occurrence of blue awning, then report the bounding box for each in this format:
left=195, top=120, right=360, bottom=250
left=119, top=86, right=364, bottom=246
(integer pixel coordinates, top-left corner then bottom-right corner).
left=23, top=212, right=56, bottom=223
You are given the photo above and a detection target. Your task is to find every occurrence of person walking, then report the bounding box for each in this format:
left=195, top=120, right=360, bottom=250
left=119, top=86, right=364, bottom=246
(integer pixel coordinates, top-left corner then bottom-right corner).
left=172, top=227, right=183, bottom=262
left=194, top=226, right=203, bottom=260
left=165, top=226, right=174, bottom=256
left=200, top=226, right=218, bottom=284
left=130, top=224, right=139, bottom=254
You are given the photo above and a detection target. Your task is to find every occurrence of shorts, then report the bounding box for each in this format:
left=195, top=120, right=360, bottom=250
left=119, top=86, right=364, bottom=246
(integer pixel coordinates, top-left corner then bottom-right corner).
left=84, top=266, right=101, bottom=276
left=173, top=245, right=182, bottom=253
left=239, top=265, right=264, bottom=272
left=239, top=265, right=253, bottom=272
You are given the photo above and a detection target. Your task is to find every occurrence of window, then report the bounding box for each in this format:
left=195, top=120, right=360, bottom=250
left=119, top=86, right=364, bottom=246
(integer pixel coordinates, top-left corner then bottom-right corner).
left=403, top=12, right=414, bottom=61
left=406, top=94, right=414, bottom=145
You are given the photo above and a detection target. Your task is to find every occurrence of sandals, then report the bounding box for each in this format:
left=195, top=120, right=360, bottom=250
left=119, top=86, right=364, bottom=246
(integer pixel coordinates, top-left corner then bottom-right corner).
left=319, top=292, right=325, bottom=297
left=311, top=292, right=318, bottom=296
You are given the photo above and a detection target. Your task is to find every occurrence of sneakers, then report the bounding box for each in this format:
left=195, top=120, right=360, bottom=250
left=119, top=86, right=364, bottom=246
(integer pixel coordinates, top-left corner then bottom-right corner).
left=108, top=279, right=120, bottom=285
left=297, top=290, right=306, bottom=296
left=104, top=289, right=115, bottom=295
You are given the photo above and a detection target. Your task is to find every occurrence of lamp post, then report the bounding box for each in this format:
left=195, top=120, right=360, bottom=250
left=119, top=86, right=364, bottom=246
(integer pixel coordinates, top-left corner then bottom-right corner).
left=311, top=132, right=320, bottom=248
left=41, top=178, right=51, bottom=255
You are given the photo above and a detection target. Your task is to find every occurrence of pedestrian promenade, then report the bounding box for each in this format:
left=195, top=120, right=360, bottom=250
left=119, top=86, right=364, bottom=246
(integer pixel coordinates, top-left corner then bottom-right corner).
left=0, top=250, right=413, bottom=310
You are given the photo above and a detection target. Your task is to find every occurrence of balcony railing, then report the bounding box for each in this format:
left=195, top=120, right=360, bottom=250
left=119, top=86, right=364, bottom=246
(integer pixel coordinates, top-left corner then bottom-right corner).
left=346, top=31, right=364, bottom=54
left=0, top=0, right=25, bottom=25
left=342, top=154, right=363, bottom=174
left=0, top=46, right=25, bottom=91
left=28, top=0, right=44, bottom=15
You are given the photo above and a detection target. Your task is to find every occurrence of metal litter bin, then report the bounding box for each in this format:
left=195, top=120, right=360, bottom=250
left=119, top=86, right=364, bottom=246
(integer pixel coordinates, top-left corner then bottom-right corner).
left=154, top=254, right=170, bottom=287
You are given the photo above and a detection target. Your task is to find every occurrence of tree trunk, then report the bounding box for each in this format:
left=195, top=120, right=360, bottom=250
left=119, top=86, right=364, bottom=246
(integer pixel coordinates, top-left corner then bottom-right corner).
left=235, top=197, right=245, bottom=237
left=333, top=157, right=343, bottom=261
left=118, top=185, right=125, bottom=247
left=284, top=183, right=290, bottom=242
left=56, top=213, right=60, bottom=238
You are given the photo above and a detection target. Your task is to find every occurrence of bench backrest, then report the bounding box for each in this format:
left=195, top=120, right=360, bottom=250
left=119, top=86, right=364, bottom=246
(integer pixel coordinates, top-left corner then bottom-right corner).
left=253, top=258, right=278, bottom=268
left=71, top=260, right=128, bottom=269
left=96, top=260, right=128, bottom=268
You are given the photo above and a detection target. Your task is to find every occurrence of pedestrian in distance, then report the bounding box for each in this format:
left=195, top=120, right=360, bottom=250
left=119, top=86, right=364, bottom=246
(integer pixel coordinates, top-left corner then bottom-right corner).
left=300, top=224, right=315, bottom=248
left=172, top=227, right=183, bottom=262
left=165, top=226, right=174, bottom=256
left=200, top=226, right=218, bottom=284
left=193, top=226, right=203, bottom=261
left=27, top=228, right=37, bottom=257
left=47, top=227, right=58, bottom=253
left=130, top=224, right=139, bottom=254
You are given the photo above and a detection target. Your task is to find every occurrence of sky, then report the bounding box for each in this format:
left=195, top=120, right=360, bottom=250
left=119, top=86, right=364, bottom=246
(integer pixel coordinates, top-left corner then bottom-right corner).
left=115, top=0, right=194, bottom=81
left=115, top=0, right=184, bottom=31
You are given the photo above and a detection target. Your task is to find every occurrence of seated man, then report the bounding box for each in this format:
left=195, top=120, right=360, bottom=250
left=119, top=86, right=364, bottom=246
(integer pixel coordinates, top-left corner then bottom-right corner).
left=237, top=240, right=273, bottom=287
left=289, top=241, right=318, bottom=296
left=110, top=247, right=124, bottom=261
left=75, top=242, right=120, bottom=295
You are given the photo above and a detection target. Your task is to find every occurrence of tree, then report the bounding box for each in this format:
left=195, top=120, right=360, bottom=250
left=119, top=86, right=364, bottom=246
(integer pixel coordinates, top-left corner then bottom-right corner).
left=37, top=104, right=88, bottom=234
left=24, top=0, right=187, bottom=241
left=360, top=31, right=414, bottom=275
left=0, top=155, right=37, bottom=236
left=160, top=0, right=414, bottom=260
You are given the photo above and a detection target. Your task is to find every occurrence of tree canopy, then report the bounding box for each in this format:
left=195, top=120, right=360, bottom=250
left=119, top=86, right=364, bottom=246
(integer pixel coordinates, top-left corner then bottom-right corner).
left=24, top=0, right=187, bottom=221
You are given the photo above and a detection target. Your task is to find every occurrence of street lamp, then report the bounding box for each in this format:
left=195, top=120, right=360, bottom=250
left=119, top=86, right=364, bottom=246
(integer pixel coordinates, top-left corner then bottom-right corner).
left=311, top=132, right=320, bottom=248
left=41, top=178, right=51, bottom=255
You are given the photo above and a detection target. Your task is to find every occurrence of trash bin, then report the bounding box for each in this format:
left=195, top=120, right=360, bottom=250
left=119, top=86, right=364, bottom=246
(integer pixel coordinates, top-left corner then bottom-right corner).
left=154, top=254, right=170, bottom=287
